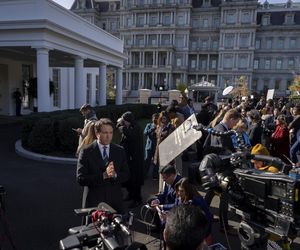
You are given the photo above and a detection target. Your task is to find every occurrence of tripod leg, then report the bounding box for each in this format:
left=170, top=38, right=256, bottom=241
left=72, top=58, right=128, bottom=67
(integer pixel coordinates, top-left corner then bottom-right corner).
left=0, top=209, right=17, bottom=250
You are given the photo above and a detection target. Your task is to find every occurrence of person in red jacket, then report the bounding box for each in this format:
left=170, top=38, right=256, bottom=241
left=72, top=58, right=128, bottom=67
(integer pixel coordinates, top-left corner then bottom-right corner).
left=270, top=114, right=290, bottom=163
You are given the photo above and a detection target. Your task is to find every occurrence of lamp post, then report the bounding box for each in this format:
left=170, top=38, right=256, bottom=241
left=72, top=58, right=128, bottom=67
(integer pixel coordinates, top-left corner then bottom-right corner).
left=184, top=88, right=189, bottom=98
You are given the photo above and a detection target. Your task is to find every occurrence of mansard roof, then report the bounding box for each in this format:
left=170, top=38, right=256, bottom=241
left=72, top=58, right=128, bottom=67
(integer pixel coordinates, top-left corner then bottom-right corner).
left=192, top=0, right=222, bottom=8
left=257, top=10, right=300, bottom=25
left=258, top=1, right=300, bottom=10
left=71, top=0, right=95, bottom=10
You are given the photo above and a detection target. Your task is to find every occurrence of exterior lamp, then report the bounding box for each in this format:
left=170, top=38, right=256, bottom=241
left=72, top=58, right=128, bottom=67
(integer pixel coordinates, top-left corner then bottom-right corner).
left=184, top=88, right=189, bottom=97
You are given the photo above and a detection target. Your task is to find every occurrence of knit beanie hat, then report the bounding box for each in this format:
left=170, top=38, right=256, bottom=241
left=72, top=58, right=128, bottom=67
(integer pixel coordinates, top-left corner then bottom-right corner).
left=122, top=111, right=135, bottom=124
left=251, top=143, right=269, bottom=156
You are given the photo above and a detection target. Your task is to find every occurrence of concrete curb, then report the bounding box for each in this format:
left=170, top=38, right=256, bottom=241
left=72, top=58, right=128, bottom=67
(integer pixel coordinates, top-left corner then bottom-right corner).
left=15, top=140, right=77, bottom=165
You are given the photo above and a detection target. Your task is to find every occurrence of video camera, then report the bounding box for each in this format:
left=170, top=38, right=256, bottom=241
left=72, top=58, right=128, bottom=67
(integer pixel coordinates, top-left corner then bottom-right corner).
left=59, top=203, right=146, bottom=250
left=199, top=150, right=300, bottom=248
left=193, top=123, right=300, bottom=247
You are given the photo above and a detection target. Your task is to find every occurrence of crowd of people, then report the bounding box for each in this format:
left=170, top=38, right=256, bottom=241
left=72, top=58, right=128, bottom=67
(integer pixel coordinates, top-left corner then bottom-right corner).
left=73, top=94, right=300, bottom=249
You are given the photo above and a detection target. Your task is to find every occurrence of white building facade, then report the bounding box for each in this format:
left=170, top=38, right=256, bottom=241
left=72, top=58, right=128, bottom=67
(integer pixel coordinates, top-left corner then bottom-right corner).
left=0, top=0, right=125, bottom=115
left=71, top=0, right=300, bottom=99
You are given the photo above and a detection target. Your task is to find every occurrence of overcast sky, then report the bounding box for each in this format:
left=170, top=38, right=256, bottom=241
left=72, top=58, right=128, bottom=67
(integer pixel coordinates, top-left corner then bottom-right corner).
left=52, top=0, right=299, bottom=9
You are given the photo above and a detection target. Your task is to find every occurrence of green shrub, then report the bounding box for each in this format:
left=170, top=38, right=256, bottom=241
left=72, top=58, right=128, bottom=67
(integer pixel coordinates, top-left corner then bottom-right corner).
left=27, top=118, right=56, bottom=153
left=21, top=117, right=36, bottom=147
left=21, top=104, right=157, bottom=154
left=57, top=117, right=82, bottom=152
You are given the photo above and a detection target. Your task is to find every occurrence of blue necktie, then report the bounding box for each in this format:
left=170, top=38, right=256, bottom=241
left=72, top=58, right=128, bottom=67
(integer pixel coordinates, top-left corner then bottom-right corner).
left=103, top=146, right=108, bottom=165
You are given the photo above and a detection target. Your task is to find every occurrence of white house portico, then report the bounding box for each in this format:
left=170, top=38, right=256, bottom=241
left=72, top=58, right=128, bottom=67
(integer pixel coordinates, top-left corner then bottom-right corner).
left=0, top=0, right=125, bottom=115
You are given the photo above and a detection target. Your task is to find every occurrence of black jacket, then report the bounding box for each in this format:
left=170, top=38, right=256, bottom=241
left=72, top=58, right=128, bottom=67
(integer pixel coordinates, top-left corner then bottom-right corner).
left=77, top=141, right=129, bottom=212
left=203, top=122, right=235, bottom=155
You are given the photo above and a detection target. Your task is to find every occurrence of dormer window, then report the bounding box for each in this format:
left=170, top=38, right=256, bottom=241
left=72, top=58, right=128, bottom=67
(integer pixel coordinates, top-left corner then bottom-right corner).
left=109, top=3, right=116, bottom=11
left=262, top=14, right=270, bottom=26
left=263, top=0, right=270, bottom=9
left=203, top=0, right=211, bottom=7
left=285, top=13, right=294, bottom=24
left=286, top=0, right=293, bottom=8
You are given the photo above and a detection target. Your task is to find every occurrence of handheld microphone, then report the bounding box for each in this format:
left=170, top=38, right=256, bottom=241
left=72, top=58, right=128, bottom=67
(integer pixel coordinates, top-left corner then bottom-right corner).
left=112, top=215, right=131, bottom=236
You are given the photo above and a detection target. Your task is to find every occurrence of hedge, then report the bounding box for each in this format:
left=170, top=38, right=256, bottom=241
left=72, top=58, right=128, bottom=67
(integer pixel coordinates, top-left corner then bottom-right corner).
left=21, top=104, right=157, bottom=154
left=27, top=118, right=56, bottom=153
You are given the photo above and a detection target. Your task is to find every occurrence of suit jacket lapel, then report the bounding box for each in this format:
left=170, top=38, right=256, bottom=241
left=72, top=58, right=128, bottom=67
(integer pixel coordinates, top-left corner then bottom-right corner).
left=91, top=141, right=106, bottom=169
left=109, top=144, right=115, bottom=163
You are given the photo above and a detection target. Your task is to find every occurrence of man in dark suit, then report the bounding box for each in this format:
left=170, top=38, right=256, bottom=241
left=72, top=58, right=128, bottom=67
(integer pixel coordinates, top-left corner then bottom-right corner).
left=117, top=111, right=144, bottom=208
left=77, top=118, right=130, bottom=213
left=182, top=98, right=196, bottom=120
left=149, top=164, right=182, bottom=211
left=147, top=164, right=182, bottom=230
left=203, top=108, right=241, bottom=234
left=204, top=108, right=241, bottom=155
left=13, top=88, right=22, bottom=116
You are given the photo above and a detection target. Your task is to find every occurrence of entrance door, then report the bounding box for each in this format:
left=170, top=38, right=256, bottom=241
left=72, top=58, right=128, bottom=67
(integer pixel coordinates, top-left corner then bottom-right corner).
left=0, top=64, right=8, bottom=115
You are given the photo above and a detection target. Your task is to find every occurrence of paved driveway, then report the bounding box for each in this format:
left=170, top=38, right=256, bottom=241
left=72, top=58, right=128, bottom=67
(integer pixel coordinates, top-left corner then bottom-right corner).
left=0, top=119, right=299, bottom=250
left=0, top=121, right=82, bottom=250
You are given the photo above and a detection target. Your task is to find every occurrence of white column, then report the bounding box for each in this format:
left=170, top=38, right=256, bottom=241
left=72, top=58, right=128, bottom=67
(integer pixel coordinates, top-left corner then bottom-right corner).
left=116, top=68, right=123, bottom=105
left=207, top=54, right=210, bottom=70
left=141, top=72, right=145, bottom=88
left=269, top=78, right=275, bottom=89
left=166, top=52, right=169, bottom=66
left=258, top=79, right=264, bottom=91
left=99, top=63, right=107, bottom=106
left=152, top=72, right=155, bottom=90
left=128, top=73, right=132, bottom=89
left=90, top=72, right=96, bottom=106
left=139, top=73, right=142, bottom=88
left=280, top=79, right=286, bottom=91
left=36, top=48, right=51, bottom=112
left=74, top=57, right=85, bottom=108
left=166, top=73, right=170, bottom=89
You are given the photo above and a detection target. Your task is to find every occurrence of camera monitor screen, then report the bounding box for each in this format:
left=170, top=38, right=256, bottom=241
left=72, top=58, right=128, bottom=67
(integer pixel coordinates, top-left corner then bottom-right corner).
left=271, top=185, right=286, bottom=199
left=243, top=177, right=267, bottom=199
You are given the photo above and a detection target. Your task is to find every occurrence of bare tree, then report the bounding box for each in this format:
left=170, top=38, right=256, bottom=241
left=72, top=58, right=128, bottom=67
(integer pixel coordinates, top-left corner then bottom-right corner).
left=230, top=76, right=250, bottom=98
left=288, top=75, right=300, bottom=98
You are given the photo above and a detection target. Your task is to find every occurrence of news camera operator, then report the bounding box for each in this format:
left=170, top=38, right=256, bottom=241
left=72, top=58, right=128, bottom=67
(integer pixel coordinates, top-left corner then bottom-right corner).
left=202, top=109, right=241, bottom=234
left=203, top=108, right=241, bottom=155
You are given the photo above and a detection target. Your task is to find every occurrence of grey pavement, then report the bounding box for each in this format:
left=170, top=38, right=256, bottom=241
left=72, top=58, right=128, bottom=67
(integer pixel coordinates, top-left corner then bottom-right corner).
left=0, top=116, right=299, bottom=250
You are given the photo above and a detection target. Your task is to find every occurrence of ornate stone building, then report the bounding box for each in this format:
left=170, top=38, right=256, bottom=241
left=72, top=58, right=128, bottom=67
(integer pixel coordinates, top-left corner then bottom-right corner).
left=71, top=0, right=300, bottom=97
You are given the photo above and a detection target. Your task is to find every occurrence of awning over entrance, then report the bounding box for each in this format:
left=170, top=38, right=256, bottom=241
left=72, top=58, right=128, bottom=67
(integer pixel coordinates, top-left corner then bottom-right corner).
left=0, top=0, right=126, bottom=113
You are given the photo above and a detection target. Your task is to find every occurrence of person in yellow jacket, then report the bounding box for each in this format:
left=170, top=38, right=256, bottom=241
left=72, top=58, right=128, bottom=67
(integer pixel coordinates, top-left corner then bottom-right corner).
left=251, top=143, right=279, bottom=173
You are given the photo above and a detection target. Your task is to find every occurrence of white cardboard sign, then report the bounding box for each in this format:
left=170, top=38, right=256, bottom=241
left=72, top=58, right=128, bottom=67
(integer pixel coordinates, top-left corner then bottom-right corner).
left=158, top=114, right=202, bottom=167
